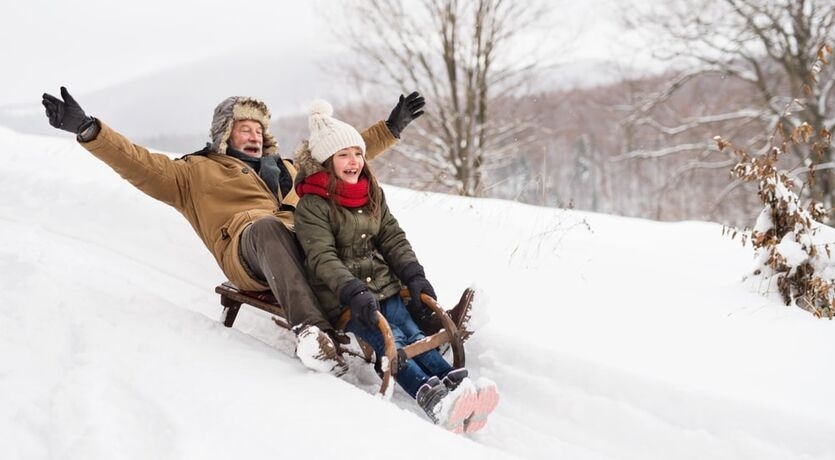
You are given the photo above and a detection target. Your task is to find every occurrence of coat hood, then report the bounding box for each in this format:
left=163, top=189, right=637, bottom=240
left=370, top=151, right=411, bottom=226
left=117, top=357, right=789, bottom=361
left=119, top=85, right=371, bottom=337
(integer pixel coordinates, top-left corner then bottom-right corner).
left=293, top=140, right=327, bottom=186
left=210, top=96, right=279, bottom=156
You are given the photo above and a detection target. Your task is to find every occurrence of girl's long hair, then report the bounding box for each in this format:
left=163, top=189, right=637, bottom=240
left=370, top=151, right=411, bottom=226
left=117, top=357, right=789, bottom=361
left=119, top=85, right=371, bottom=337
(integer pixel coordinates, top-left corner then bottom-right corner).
left=322, top=154, right=382, bottom=218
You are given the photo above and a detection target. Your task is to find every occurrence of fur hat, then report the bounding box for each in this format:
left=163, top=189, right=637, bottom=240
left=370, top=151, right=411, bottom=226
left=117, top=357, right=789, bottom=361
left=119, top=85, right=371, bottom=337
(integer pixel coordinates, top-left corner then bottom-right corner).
left=209, top=96, right=278, bottom=156
left=307, top=100, right=365, bottom=163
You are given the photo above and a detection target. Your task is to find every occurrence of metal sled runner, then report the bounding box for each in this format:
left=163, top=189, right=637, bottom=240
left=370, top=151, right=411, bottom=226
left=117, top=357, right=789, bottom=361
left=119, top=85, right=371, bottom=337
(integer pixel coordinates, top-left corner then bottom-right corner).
left=214, top=282, right=473, bottom=397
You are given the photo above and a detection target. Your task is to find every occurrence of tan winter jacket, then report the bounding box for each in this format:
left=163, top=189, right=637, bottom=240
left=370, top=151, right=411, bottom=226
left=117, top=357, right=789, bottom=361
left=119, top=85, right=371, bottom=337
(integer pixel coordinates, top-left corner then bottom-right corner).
left=79, top=119, right=396, bottom=291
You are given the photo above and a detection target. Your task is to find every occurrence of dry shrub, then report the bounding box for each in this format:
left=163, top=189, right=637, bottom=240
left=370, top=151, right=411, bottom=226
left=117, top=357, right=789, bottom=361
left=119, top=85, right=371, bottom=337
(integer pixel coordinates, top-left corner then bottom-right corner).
left=719, top=45, right=834, bottom=319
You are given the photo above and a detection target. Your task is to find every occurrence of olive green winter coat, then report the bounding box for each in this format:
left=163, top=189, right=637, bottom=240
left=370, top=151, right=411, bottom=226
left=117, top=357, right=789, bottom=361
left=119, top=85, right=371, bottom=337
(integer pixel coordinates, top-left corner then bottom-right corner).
left=79, top=119, right=396, bottom=292
left=293, top=144, right=419, bottom=321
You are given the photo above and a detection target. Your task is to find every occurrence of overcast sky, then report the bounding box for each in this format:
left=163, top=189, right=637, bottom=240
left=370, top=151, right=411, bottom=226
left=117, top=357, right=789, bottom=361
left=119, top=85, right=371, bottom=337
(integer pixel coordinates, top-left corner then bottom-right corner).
left=3, top=0, right=326, bottom=106
left=4, top=0, right=654, bottom=108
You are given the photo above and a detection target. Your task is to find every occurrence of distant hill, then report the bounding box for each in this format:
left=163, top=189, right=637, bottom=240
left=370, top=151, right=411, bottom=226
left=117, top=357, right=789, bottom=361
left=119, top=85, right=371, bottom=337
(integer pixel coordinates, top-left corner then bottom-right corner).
left=0, top=45, right=346, bottom=152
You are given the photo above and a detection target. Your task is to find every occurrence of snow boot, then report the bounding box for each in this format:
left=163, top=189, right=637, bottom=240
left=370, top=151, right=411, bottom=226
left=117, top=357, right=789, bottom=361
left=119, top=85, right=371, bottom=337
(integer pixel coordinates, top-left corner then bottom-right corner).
left=409, top=288, right=474, bottom=341
left=463, top=377, right=500, bottom=434
left=441, top=368, right=469, bottom=390
left=447, top=288, right=475, bottom=342
left=417, top=375, right=477, bottom=434
left=294, top=325, right=348, bottom=377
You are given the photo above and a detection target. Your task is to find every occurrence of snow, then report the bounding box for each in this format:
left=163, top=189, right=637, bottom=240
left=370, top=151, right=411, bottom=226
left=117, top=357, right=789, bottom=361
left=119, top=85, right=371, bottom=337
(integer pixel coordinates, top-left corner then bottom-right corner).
left=0, top=125, right=833, bottom=459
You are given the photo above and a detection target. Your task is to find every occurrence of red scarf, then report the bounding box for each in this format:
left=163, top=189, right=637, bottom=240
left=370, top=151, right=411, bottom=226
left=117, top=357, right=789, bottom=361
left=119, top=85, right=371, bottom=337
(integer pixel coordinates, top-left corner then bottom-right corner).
left=296, top=171, right=370, bottom=208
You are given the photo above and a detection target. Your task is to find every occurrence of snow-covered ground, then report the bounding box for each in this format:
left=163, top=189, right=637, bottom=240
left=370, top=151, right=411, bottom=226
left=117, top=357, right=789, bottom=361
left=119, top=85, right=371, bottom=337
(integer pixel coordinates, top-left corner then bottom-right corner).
left=0, top=126, right=833, bottom=459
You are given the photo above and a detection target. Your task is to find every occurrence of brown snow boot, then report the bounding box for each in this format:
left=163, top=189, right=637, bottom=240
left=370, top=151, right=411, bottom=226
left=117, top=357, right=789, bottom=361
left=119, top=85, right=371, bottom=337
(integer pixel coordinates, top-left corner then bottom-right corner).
left=294, top=325, right=349, bottom=377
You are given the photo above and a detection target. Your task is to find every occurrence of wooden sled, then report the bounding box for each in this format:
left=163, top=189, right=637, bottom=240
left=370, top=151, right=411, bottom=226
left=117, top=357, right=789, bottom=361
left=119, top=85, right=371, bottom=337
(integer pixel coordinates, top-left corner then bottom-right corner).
left=214, top=282, right=474, bottom=397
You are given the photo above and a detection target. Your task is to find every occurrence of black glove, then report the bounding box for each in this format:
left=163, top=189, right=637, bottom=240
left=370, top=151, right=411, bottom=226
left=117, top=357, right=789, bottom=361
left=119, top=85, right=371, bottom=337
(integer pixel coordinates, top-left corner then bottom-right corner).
left=340, top=278, right=380, bottom=330
left=400, top=262, right=437, bottom=317
left=42, top=87, right=96, bottom=137
left=385, top=91, right=425, bottom=139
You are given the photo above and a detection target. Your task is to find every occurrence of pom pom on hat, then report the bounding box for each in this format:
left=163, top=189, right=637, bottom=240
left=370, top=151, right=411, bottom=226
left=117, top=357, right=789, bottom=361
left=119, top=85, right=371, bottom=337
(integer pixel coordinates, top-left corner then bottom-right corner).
left=308, top=99, right=366, bottom=164
left=309, top=99, right=334, bottom=118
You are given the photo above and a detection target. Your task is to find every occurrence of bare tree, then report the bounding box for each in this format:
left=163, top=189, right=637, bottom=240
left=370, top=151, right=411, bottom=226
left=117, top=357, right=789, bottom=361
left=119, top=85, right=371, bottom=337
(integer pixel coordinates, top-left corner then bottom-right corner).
left=620, top=0, right=835, bottom=215
left=330, top=0, right=556, bottom=197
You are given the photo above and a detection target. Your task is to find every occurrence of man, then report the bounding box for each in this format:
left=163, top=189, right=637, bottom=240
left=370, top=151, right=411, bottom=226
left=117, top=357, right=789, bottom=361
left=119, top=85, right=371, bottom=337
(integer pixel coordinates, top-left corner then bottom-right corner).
left=41, top=87, right=425, bottom=375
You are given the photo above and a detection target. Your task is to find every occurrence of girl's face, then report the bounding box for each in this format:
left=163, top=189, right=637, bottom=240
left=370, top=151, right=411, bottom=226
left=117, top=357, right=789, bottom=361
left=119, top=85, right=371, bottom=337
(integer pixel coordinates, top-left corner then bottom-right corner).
left=331, top=146, right=365, bottom=184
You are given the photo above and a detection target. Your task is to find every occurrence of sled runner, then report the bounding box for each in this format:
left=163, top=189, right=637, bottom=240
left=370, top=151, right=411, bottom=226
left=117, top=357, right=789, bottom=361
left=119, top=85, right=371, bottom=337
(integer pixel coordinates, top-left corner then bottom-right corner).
left=214, top=282, right=474, bottom=397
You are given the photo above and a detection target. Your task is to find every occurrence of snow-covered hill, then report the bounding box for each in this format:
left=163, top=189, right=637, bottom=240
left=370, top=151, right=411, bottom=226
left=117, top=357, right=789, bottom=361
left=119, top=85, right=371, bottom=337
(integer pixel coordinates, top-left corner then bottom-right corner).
left=1, top=125, right=833, bottom=459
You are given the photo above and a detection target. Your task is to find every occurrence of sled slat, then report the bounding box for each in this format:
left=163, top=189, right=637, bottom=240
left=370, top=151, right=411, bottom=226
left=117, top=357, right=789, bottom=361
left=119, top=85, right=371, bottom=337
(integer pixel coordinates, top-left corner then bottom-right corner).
left=215, top=283, right=290, bottom=329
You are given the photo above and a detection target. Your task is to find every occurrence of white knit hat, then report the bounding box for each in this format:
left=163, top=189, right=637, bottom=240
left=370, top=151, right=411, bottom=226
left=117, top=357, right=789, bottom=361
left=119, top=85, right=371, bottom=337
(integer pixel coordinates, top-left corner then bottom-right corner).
left=308, top=100, right=366, bottom=163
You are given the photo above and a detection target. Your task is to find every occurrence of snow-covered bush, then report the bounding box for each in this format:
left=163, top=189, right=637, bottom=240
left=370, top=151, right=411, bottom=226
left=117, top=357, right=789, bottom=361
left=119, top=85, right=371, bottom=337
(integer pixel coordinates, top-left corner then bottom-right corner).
left=718, top=45, right=834, bottom=319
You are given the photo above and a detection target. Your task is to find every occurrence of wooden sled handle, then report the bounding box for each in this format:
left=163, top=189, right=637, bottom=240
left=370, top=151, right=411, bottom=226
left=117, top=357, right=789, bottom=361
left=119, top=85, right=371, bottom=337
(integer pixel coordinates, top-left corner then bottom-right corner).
left=375, top=292, right=465, bottom=398
left=416, top=292, right=465, bottom=370
left=375, top=312, right=398, bottom=398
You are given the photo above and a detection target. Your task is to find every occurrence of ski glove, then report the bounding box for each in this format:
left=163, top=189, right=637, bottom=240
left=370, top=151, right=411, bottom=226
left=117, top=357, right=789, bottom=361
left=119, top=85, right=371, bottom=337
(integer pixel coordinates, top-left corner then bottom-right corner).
left=42, top=86, right=98, bottom=140
left=400, top=262, right=437, bottom=317
left=340, top=278, right=380, bottom=330
left=385, top=91, right=425, bottom=139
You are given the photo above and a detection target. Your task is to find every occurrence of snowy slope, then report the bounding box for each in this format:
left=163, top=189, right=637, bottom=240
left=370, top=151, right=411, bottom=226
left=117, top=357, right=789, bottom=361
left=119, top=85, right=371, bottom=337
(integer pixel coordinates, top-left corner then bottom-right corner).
left=0, top=126, right=833, bottom=460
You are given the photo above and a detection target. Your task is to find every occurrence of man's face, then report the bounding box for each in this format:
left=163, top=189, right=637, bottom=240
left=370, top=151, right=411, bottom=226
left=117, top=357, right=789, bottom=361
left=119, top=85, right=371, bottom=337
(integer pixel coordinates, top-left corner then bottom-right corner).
left=229, top=120, right=264, bottom=158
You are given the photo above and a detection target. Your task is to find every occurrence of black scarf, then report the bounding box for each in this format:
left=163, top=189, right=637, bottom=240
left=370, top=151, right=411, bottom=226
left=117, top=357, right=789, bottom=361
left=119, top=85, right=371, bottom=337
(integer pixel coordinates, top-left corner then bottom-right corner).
left=226, top=147, right=293, bottom=200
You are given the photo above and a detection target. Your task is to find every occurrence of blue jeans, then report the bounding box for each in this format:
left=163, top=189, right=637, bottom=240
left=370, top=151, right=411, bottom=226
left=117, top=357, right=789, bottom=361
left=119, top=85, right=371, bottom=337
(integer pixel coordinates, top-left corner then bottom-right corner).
left=346, top=294, right=453, bottom=398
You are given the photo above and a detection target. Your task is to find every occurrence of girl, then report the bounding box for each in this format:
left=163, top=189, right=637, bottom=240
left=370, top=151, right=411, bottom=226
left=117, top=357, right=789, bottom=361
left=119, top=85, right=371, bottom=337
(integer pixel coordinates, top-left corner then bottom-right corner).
left=293, top=100, right=499, bottom=433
